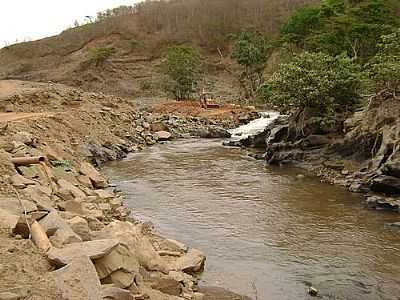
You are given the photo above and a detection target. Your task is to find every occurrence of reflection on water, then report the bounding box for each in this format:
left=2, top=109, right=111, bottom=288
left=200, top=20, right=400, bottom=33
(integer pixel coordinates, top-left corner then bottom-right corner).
left=104, top=139, right=400, bottom=300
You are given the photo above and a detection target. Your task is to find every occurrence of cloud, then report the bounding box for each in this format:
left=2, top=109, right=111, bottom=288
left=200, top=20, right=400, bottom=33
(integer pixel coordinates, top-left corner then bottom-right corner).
left=0, top=0, right=138, bottom=46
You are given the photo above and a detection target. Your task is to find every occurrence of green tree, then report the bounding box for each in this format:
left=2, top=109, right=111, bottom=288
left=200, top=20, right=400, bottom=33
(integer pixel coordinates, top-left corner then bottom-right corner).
left=162, top=45, right=201, bottom=100
left=231, top=32, right=270, bottom=99
left=89, top=47, right=114, bottom=66
left=368, top=28, right=400, bottom=91
left=260, top=52, right=363, bottom=116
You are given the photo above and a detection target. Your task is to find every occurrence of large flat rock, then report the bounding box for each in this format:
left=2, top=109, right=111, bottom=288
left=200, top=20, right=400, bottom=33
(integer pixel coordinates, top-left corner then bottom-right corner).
left=52, top=256, right=102, bottom=300
left=47, top=239, right=119, bottom=267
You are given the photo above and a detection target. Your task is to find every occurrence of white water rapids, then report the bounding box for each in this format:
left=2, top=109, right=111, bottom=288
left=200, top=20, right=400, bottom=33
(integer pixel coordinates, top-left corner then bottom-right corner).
left=229, top=111, right=280, bottom=141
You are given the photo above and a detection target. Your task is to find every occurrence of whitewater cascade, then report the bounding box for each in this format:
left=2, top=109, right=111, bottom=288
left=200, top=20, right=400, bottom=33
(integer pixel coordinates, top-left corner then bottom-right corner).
left=229, top=111, right=280, bottom=141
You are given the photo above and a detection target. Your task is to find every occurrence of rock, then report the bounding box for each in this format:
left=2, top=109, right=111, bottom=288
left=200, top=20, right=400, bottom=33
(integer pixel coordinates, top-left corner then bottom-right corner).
left=103, top=221, right=170, bottom=274
left=67, top=216, right=91, bottom=241
left=12, top=215, right=35, bottom=238
left=104, top=270, right=135, bottom=289
left=366, top=196, right=400, bottom=212
left=308, top=286, right=319, bottom=297
left=371, top=176, right=400, bottom=195
left=57, top=179, right=86, bottom=199
left=197, top=126, right=231, bottom=139
left=148, top=276, right=182, bottom=296
left=39, top=211, right=82, bottom=245
left=99, top=203, right=111, bottom=211
left=349, top=181, right=370, bottom=193
left=94, top=190, right=114, bottom=199
left=13, top=131, right=34, bottom=146
left=77, top=175, right=94, bottom=189
left=382, top=162, right=400, bottom=178
left=0, top=198, right=37, bottom=215
left=174, top=248, right=205, bottom=275
left=154, top=131, right=172, bottom=141
left=101, top=286, right=134, bottom=300
left=47, top=239, right=120, bottom=267
left=303, top=135, right=331, bottom=148
left=266, top=124, right=288, bottom=145
left=52, top=256, right=102, bottom=300
left=109, top=198, right=123, bottom=210
left=0, top=208, right=19, bottom=230
left=63, top=200, right=84, bottom=215
left=385, top=222, right=400, bottom=230
left=160, top=239, right=188, bottom=254
left=94, top=244, right=140, bottom=280
left=80, top=162, right=108, bottom=189
left=9, top=174, right=36, bottom=189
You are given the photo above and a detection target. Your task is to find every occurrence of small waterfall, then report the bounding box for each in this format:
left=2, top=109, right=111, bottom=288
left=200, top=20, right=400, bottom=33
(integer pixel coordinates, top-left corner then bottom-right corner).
left=229, top=111, right=280, bottom=141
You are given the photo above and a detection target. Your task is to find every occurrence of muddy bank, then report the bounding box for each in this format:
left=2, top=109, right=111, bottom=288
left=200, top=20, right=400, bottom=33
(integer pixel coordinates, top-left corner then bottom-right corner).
left=0, top=80, right=256, bottom=300
left=229, top=95, right=400, bottom=216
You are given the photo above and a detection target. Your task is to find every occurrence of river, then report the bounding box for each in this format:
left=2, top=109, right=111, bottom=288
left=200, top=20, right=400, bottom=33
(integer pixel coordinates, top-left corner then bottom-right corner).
left=103, top=121, right=400, bottom=300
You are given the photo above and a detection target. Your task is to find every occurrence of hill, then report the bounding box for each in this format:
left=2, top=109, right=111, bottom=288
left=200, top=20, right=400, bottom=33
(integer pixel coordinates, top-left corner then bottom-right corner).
left=0, top=0, right=316, bottom=101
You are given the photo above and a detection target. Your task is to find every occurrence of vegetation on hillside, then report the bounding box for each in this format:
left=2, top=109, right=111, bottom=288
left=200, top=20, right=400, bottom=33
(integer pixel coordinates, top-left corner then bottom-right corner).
left=253, top=0, right=400, bottom=127
left=162, top=45, right=202, bottom=100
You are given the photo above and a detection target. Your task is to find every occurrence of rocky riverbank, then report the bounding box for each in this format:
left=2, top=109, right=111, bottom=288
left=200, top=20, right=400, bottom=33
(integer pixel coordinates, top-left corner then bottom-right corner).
left=230, top=94, right=400, bottom=217
left=0, top=80, right=256, bottom=300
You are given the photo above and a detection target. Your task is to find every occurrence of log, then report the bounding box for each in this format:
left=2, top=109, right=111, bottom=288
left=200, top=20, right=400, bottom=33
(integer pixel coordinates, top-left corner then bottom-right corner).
left=31, top=221, right=51, bottom=252
left=11, top=156, right=46, bottom=166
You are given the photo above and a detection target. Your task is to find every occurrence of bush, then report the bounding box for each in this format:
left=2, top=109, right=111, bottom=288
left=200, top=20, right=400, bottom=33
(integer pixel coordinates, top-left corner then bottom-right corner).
left=162, top=45, right=201, bottom=100
left=260, top=52, right=363, bottom=115
left=89, top=47, right=114, bottom=66
left=367, top=28, right=400, bottom=91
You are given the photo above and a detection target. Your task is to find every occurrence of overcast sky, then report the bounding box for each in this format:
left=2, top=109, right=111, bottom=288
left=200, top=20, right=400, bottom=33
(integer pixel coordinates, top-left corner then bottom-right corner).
left=0, top=0, right=140, bottom=46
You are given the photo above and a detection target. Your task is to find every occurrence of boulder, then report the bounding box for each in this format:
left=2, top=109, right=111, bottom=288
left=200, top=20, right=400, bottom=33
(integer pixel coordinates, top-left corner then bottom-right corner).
left=174, top=248, right=205, bottom=275
left=57, top=179, right=86, bottom=199
left=382, top=162, right=400, bottom=179
left=0, top=198, right=37, bottom=215
left=80, top=162, right=108, bottom=189
left=371, top=176, right=400, bottom=195
left=67, top=216, right=91, bottom=241
left=101, top=286, right=134, bottom=300
left=148, top=276, right=182, bottom=296
left=39, top=211, right=82, bottom=245
left=9, top=174, right=36, bottom=189
left=52, top=256, right=102, bottom=300
left=94, top=244, right=140, bottom=280
left=77, top=175, right=94, bottom=189
left=63, top=200, right=84, bottom=215
left=197, top=126, right=231, bottom=139
left=47, top=239, right=120, bottom=267
left=103, top=221, right=170, bottom=274
left=154, top=131, right=172, bottom=141
left=104, top=270, right=135, bottom=289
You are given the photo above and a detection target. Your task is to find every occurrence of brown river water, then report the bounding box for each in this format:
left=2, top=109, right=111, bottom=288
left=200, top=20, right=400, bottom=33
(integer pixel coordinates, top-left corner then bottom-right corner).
left=104, top=139, right=400, bottom=300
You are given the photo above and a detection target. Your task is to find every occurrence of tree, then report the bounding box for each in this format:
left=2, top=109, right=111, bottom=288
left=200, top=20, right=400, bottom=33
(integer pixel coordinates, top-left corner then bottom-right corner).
left=368, top=28, right=400, bottom=92
left=162, top=45, right=202, bottom=100
left=231, top=32, right=270, bottom=99
left=89, top=47, right=114, bottom=66
left=259, top=52, right=363, bottom=116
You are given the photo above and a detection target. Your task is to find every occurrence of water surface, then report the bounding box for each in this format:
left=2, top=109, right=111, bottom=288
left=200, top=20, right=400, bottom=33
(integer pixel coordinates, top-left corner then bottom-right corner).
left=104, top=139, right=400, bottom=300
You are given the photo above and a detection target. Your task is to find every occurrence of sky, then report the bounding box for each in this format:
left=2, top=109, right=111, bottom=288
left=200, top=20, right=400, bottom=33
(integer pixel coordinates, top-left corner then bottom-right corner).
left=0, top=0, right=140, bottom=46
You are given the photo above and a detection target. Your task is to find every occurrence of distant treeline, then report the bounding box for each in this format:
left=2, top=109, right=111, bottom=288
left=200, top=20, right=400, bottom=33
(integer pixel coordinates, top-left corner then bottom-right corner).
left=95, top=0, right=318, bottom=50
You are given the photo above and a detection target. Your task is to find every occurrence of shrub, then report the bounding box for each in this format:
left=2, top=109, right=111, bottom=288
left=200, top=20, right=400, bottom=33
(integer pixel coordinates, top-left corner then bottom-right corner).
left=260, top=52, right=363, bottom=115
left=89, top=47, right=114, bottom=66
left=162, top=45, right=201, bottom=100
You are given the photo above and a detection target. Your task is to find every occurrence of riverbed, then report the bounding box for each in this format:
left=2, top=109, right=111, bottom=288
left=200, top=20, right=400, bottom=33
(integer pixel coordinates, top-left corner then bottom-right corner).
left=104, top=139, right=400, bottom=300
